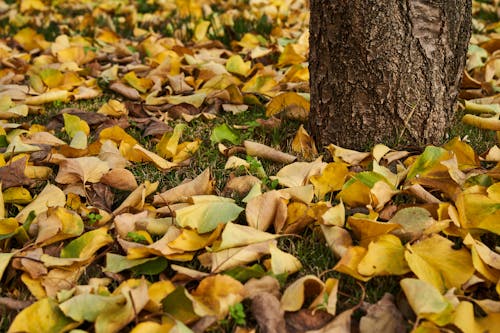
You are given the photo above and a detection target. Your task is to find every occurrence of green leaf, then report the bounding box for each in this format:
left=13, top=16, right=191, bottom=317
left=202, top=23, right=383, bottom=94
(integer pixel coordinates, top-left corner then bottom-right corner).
left=104, top=253, right=161, bottom=273
left=131, top=256, right=168, bottom=275
left=163, top=286, right=198, bottom=323
left=60, top=227, right=113, bottom=259
left=406, top=146, right=449, bottom=180
left=223, top=264, right=266, bottom=283
left=59, top=294, right=125, bottom=322
left=210, top=123, right=241, bottom=144
left=400, top=278, right=454, bottom=326
left=175, top=198, right=244, bottom=233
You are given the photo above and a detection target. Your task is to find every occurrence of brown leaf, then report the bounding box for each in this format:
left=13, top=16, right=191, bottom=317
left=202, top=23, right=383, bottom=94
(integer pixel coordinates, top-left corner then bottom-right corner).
left=222, top=175, right=261, bottom=197
left=246, top=190, right=282, bottom=231
left=245, top=140, right=297, bottom=164
left=359, top=293, right=406, bottom=333
left=109, top=82, right=141, bottom=100
left=285, top=309, right=334, bottom=333
left=101, top=168, right=138, bottom=191
left=86, top=183, right=114, bottom=211
left=244, top=276, right=281, bottom=299
left=143, top=120, right=172, bottom=137
left=153, top=168, right=213, bottom=205
left=251, top=293, right=286, bottom=333
left=0, top=297, right=33, bottom=311
left=0, top=157, right=33, bottom=189
left=305, top=309, right=354, bottom=333
left=168, top=103, right=201, bottom=119
left=55, top=156, right=110, bottom=184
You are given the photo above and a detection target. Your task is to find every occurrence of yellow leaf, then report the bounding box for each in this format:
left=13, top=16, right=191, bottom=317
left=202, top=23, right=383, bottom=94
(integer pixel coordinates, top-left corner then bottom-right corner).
left=173, top=140, right=200, bottom=163
left=266, top=92, right=310, bottom=120
left=194, top=20, right=211, bottom=42
left=69, top=131, right=87, bottom=149
left=123, top=71, right=153, bottom=93
left=8, top=298, right=77, bottom=333
left=96, top=29, right=120, bottom=44
left=130, top=322, right=175, bottom=333
left=4, top=135, right=41, bottom=158
left=20, top=0, right=46, bottom=12
left=35, top=206, right=84, bottom=245
left=270, top=242, right=302, bottom=275
left=292, top=125, right=318, bottom=159
left=190, top=275, right=245, bottom=318
left=326, top=144, right=371, bottom=165
left=156, top=124, right=186, bottom=159
left=357, top=234, right=410, bottom=276
left=405, top=234, right=474, bottom=292
left=456, top=187, right=500, bottom=234
left=273, top=158, right=325, bottom=188
left=333, top=246, right=371, bottom=282
left=215, top=222, right=277, bottom=251
left=463, top=234, right=500, bottom=283
left=236, top=33, right=261, bottom=51
left=61, top=227, right=113, bottom=259
left=277, top=43, right=307, bottom=67
left=145, top=280, right=176, bottom=312
left=168, top=226, right=222, bottom=251
left=242, top=74, right=278, bottom=94
left=175, top=0, right=202, bottom=18
left=165, top=93, right=207, bottom=108
left=280, top=275, right=326, bottom=311
left=63, top=113, right=90, bottom=138
left=13, top=27, right=49, bottom=51
left=132, top=144, right=178, bottom=170
left=113, top=181, right=158, bottom=215
left=16, top=184, right=65, bottom=223
left=454, top=301, right=495, bottom=333
left=21, top=273, right=46, bottom=300
left=39, top=68, right=64, bottom=88
left=310, top=162, right=349, bottom=199
left=98, top=99, right=128, bottom=117
left=2, top=187, right=32, bottom=204
left=226, top=55, right=252, bottom=77
left=99, top=125, right=138, bottom=145
left=0, top=218, right=18, bottom=235
left=25, top=90, right=70, bottom=105
left=347, top=215, right=400, bottom=247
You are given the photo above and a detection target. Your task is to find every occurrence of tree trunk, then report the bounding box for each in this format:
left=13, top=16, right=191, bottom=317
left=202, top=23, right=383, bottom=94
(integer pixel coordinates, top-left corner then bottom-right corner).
left=308, top=0, right=471, bottom=149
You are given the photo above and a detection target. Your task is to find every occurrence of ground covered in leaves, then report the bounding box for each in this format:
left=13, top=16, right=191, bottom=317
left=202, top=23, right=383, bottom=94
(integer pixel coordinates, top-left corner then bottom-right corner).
left=1, top=0, right=500, bottom=332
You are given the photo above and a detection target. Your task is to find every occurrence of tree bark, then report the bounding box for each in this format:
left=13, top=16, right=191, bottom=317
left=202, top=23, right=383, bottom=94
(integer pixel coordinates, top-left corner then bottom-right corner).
left=308, top=0, right=471, bottom=149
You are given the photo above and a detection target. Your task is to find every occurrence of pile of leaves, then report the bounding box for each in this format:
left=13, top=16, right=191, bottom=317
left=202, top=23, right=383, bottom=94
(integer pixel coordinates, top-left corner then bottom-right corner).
left=0, top=0, right=499, bottom=332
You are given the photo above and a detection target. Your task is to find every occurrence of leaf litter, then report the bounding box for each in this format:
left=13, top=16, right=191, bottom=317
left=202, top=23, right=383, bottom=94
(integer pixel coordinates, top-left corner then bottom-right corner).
left=0, top=0, right=500, bottom=332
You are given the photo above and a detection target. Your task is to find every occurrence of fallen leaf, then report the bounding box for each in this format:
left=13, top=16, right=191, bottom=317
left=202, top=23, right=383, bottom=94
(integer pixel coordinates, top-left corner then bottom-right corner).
left=245, top=190, right=282, bottom=231
left=405, top=234, right=475, bottom=292
left=400, top=278, right=454, bottom=326
left=101, top=168, right=138, bottom=191
left=190, top=274, right=245, bottom=319
left=245, top=140, right=297, bottom=164
left=175, top=196, right=243, bottom=233
left=55, top=156, right=110, bottom=184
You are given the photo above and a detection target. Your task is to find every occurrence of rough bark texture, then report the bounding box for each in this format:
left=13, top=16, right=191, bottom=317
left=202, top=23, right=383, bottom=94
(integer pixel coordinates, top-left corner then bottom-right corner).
left=308, top=0, right=472, bottom=149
